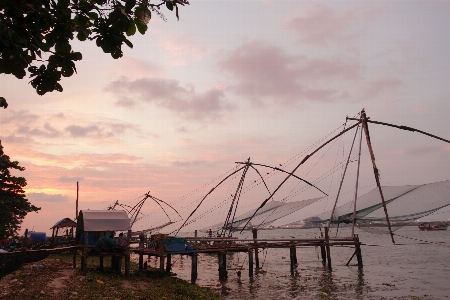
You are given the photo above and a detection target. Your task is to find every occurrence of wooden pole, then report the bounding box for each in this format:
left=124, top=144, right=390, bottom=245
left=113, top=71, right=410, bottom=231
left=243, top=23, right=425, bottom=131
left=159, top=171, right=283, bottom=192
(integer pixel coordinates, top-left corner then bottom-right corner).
left=166, top=254, right=172, bottom=273
left=320, top=245, right=326, bottom=265
left=194, top=230, right=197, bottom=237
left=218, top=253, right=226, bottom=280
left=191, top=254, right=198, bottom=284
left=355, top=235, right=363, bottom=268
left=76, top=181, right=79, bottom=220
left=223, top=252, right=228, bottom=279
left=324, top=227, right=331, bottom=269
left=125, top=230, right=131, bottom=277
left=361, top=109, right=395, bottom=243
left=248, top=248, right=254, bottom=278
left=160, top=255, right=165, bottom=273
left=139, top=254, right=144, bottom=270
left=290, top=241, right=297, bottom=273
left=99, top=255, right=104, bottom=271
left=252, top=228, right=260, bottom=269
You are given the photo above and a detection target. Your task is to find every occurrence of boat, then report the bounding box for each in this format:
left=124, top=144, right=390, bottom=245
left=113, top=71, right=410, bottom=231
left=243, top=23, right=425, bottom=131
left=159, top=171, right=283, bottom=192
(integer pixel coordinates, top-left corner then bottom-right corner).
left=418, top=222, right=448, bottom=231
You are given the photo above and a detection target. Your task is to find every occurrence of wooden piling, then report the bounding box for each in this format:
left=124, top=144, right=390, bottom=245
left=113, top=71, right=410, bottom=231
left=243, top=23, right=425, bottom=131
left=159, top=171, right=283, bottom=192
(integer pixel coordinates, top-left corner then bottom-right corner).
left=191, top=254, right=198, bottom=283
left=289, top=242, right=297, bottom=273
left=355, top=235, right=363, bottom=268
left=166, top=254, right=172, bottom=273
left=139, top=254, right=144, bottom=270
left=99, top=255, right=104, bottom=271
left=248, top=248, right=254, bottom=278
left=320, top=245, right=326, bottom=264
left=160, top=255, right=165, bottom=273
left=324, top=227, right=331, bottom=268
left=252, top=228, right=260, bottom=269
left=195, top=230, right=198, bottom=237
left=218, top=252, right=227, bottom=280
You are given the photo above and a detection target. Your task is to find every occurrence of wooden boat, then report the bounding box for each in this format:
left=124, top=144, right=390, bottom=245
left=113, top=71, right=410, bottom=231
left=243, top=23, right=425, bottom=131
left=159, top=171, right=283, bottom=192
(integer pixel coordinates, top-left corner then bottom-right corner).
left=418, top=222, right=448, bottom=231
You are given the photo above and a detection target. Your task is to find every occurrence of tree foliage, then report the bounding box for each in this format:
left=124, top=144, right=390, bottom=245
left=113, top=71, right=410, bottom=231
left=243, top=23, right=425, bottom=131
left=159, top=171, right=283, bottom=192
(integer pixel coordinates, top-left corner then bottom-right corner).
left=0, top=0, right=189, bottom=108
left=0, top=143, right=40, bottom=239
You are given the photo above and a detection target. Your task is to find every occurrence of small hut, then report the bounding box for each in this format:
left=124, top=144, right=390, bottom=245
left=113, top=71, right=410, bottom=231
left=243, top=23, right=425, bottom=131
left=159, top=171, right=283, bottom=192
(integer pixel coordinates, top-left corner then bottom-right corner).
left=75, top=210, right=132, bottom=276
left=50, top=217, right=77, bottom=244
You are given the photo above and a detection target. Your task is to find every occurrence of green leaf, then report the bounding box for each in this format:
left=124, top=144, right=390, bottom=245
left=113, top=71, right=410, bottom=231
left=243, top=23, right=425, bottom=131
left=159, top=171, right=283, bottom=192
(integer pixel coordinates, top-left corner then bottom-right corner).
left=135, top=21, right=148, bottom=34
left=166, top=1, right=174, bottom=11
left=87, top=12, right=98, bottom=20
left=126, top=20, right=136, bottom=36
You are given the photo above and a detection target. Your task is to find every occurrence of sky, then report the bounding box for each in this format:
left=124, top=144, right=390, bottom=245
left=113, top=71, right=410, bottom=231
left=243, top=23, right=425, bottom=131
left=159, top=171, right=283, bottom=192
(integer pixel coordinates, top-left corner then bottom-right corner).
left=1, top=0, right=450, bottom=235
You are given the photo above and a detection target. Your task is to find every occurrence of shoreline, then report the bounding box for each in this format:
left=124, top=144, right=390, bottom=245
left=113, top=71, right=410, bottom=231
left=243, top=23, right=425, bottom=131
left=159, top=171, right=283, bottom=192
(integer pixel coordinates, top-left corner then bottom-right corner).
left=0, top=253, right=222, bottom=299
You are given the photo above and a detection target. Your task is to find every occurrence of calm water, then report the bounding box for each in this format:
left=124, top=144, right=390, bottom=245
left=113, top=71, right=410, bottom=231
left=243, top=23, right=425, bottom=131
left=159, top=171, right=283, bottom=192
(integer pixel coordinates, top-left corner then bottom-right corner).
left=143, top=227, right=450, bottom=299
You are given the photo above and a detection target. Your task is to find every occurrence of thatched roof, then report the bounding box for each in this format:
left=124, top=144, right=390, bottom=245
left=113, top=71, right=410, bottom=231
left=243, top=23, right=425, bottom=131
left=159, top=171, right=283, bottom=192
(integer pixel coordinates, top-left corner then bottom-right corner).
left=50, top=217, right=77, bottom=229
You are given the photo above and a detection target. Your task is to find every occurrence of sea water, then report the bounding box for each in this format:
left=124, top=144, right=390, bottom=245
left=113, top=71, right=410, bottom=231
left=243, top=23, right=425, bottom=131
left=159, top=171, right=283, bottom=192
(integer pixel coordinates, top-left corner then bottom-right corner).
left=143, top=227, right=450, bottom=299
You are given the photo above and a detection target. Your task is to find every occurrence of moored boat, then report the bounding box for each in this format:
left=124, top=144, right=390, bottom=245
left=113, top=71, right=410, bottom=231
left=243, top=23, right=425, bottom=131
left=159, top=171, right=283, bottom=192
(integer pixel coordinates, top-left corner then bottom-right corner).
left=418, top=222, right=448, bottom=231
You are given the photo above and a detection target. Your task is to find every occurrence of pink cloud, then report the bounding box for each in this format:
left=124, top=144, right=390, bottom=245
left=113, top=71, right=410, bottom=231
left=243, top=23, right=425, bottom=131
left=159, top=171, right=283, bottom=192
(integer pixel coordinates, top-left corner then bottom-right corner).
left=285, top=3, right=385, bottom=46
left=219, top=41, right=361, bottom=104
left=363, top=77, right=403, bottom=97
left=106, top=77, right=235, bottom=121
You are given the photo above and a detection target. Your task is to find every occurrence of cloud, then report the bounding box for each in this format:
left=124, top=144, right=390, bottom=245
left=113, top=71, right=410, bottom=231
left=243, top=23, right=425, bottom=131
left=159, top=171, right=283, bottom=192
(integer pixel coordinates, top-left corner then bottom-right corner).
left=59, top=176, right=84, bottom=183
left=17, top=123, right=62, bottom=138
left=105, top=56, right=163, bottom=79
left=65, top=125, right=100, bottom=137
left=27, top=192, right=69, bottom=203
left=285, top=3, right=384, bottom=46
left=219, top=41, right=361, bottom=105
left=106, top=77, right=236, bottom=121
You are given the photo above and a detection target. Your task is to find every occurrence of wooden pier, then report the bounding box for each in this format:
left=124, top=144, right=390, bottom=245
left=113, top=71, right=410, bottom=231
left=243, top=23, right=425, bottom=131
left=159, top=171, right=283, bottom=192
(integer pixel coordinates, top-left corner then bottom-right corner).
left=132, top=228, right=363, bottom=284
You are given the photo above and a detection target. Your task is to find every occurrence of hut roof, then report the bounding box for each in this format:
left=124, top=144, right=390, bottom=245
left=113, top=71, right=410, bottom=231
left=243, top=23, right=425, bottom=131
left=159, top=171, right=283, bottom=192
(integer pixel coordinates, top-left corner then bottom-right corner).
left=50, top=217, right=77, bottom=229
left=77, top=210, right=131, bottom=232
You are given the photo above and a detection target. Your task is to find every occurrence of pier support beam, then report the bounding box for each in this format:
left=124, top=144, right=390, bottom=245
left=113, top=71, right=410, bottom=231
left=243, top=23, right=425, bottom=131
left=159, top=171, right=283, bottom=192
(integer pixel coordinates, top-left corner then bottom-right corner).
left=248, top=248, right=254, bottom=278
left=355, top=235, right=363, bottom=268
left=218, top=252, right=227, bottom=280
left=252, top=228, right=260, bottom=269
left=139, top=254, right=144, bottom=270
left=320, top=245, right=326, bottom=265
left=325, top=227, right=332, bottom=269
left=290, top=242, right=297, bottom=273
left=191, top=254, right=198, bottom=284
left=166, top=254, right=172, bottom=273
left=160, top=255, right=166, bottom=274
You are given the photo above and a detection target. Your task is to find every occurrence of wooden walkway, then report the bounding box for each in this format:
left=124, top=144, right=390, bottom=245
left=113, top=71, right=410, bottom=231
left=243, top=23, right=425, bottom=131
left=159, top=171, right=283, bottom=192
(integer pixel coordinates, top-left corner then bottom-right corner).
left=132, top=228, right=363, bottom=283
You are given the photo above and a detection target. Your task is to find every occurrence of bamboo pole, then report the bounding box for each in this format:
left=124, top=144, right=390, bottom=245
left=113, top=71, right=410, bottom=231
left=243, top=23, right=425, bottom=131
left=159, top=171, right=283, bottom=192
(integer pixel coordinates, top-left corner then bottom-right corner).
left=248, top=248, right=254, bottom=278
left=352, top=121, right=364, bottom=236
left=324, top=227, right=331, bottom=269
left=361, top=109, right=395, bottom=243
left=166, top=254, right=172, bottom=273
left=191, top=254, right=198, bottom=283
left=252, top=228, right=260, bottom=269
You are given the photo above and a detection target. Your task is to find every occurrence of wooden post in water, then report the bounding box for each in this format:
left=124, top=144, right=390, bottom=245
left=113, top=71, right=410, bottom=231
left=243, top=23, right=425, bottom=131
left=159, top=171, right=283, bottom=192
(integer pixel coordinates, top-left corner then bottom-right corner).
left=218, top=252, right=227, bottom=280
left=324, top=227, right=332, bottom=269
left=195, top=230, right=197, bottom=237
left=355, top=235, right=363, bottom=268
left=320, top=245, right=326, bottom=265
left=139, top=254, right=144, bottom=270
left=166, top=254, right=172, bottom=273
left=160, top=255, right=166, bottom=273
left=289, top=241, right=297, bottom=273
left=125, top=230, right=131, bottom=277
left=248, top=248, right=254, bottom=278
left=252, top=228, right=260, bottom=269
left=191, top=253, right=198, bottom=283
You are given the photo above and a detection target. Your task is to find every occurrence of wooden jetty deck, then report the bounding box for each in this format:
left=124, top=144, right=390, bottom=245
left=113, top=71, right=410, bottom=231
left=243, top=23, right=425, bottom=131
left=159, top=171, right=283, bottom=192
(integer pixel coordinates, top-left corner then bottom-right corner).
left=2, top=228, right=363, bottom=283
left=132, top=228, right=363, bottom=283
